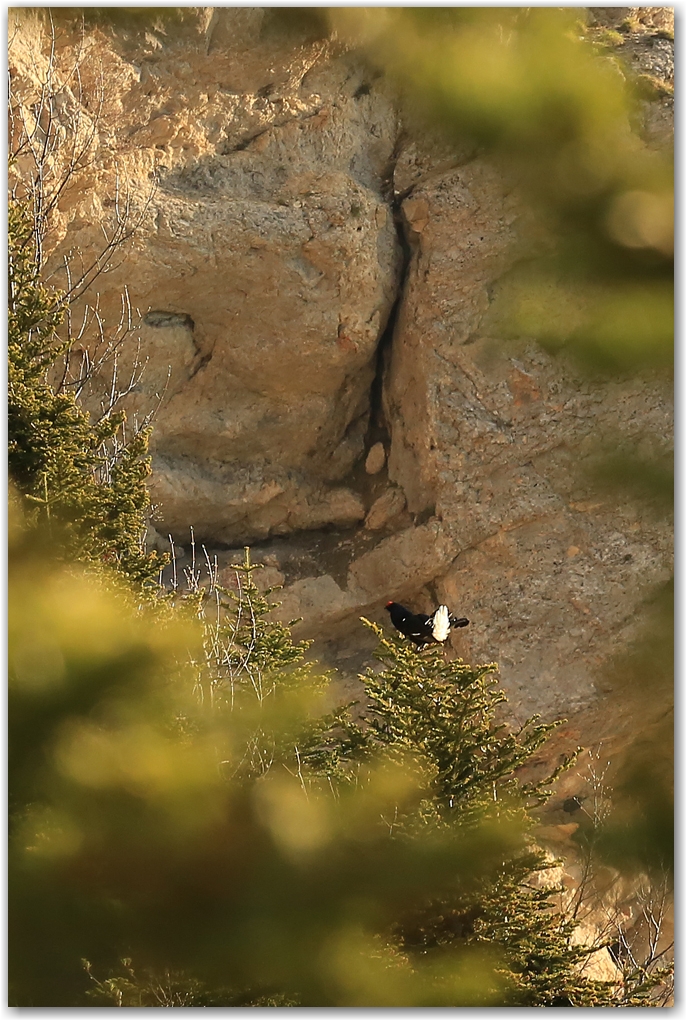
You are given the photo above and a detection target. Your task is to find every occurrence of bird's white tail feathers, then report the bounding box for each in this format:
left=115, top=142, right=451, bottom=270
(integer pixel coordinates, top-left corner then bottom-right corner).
left=431, top=605, right=450, bottom=642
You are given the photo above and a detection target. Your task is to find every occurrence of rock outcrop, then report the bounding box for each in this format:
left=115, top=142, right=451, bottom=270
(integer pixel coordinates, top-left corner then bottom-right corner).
left=10, top=8, right=402, bottom=543
left=384, top=154, right=672, bottom=719
left=9, top=8, right=673, bottom=731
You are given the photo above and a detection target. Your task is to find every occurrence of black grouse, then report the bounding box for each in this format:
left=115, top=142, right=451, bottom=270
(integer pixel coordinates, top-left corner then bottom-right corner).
left=385, top=601, right=469, bottom=647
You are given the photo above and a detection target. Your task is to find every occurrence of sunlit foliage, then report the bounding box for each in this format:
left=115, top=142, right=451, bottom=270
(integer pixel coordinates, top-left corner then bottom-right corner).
left=5, top=524, right=505, bottom=1004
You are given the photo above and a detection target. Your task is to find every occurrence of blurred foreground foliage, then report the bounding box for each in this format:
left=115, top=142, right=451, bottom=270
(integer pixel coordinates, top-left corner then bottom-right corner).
left=330, top=7, right=672, bottom=373
left=594, top=580, right=674, bottom=875
left=10, top=508, right=632, bottom=1006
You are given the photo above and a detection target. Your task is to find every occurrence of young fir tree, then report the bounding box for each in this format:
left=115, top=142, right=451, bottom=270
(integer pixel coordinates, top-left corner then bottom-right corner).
left=8, top=201, right=163, bottom=588
left=357, top=622, right=669, bottom=1007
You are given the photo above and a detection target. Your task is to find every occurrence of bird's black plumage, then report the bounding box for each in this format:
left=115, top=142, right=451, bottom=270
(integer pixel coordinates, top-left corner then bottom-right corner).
left=385, top=601, right=469, bottom=647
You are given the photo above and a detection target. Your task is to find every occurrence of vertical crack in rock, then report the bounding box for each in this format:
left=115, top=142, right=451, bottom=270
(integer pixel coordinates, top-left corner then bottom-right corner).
left=366, top=186, right=414, bottom=453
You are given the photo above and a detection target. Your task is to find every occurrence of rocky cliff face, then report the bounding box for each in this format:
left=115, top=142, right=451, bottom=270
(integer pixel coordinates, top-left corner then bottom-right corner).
left=9, top=8, right=673, bottom=739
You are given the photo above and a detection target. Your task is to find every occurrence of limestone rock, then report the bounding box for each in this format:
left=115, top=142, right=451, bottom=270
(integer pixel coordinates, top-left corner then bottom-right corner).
left=383, top=153, right=672, bottom=719
left=588, top=7, right=673, bottom=32
left=217, top=562, right=285, bottom=594
left=8, top=10, right=673, bottom=734
left=148, top=457, right=365, bottom=544
left=586, top=8, right=674, bottom=147
left=9, top=9, right=401, bottom=547
left=273, top=522, right=454, bottom=636
left=348, top=523, right=454, bottom=601
left=276, top=574, right=360, bottom=631
left=145, top=524, right=176, bottom=556
left=573, top=939, right=622, bottom=984
left=290, top=488, right=367, bottom=535
left=364, top=442, right=386, bottom=475
left=364, top=487, right=406, bottom=531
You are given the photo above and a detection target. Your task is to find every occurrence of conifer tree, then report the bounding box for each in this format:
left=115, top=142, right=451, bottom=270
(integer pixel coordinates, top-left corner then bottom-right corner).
left=8, top=201, right=163, bottom=588
left=356, top=622, right=667, bottom=1007
left=78, top=574, right=623, bottom=1007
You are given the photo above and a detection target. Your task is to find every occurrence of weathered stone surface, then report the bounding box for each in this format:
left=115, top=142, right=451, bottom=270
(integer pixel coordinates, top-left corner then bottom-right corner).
left=364, top=486, right=406, bottom=531
left=9, top=8, right=401, bottom=546
left=149, top=457, right=366, bottom=544
left=9, top=9, right=673, bottom=733
left=588, top=6, right=674, bottom=33
left=348, top=522, right=455, bottom=602
left=571, top=933, right=622, bottom=984
left=277, top=574, right=360, bottom=632
left=364, top=441, right=386, bottom=475
left=586, top=8, right=674, bottom=147
left=218, top=561, right=285, bottom=595
left=266, top=521, right=454, bottom=637
left=381, top=153, right=672, bottom=719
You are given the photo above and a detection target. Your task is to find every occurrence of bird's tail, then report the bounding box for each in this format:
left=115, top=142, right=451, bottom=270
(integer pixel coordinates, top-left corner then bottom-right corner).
left=431, top=605, right=451, bottom=642
left=449, top=614, right=469, bottom=628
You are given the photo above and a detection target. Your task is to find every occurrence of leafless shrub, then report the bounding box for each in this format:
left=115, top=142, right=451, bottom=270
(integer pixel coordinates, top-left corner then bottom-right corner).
left=166, top=536, right=271, bottom=710
left=562, top=745, right=674, bottom=1005
left=161, top=537, right=301, bottom=786
left=9, top=13, right=156, bottom=300
left=83, top=957, right=209, bottom=1007
left=9, top=11, right=169, bottom=498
